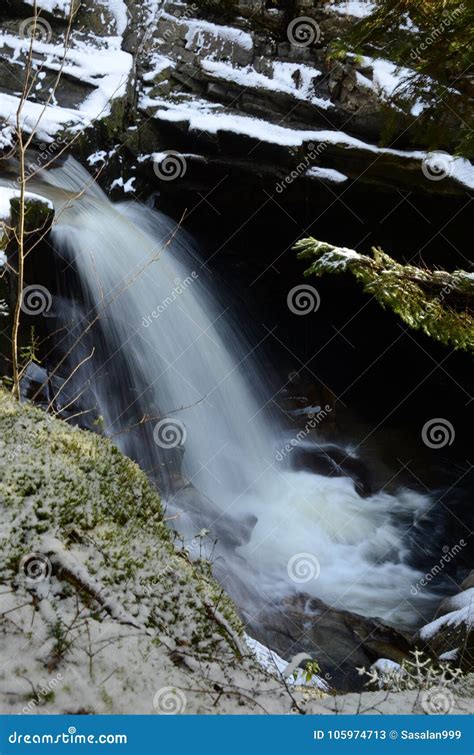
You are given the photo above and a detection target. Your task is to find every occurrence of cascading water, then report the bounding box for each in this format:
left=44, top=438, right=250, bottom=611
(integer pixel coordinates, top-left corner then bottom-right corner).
left=23, top=157, right=441, bottom=630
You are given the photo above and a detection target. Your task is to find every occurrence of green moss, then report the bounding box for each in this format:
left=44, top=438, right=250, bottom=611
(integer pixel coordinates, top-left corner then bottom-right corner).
left=10, top=197, right=54, bottom=237
left=0, top=389, right=245, bottom=656
left=296, top=238, right=474, bottom=352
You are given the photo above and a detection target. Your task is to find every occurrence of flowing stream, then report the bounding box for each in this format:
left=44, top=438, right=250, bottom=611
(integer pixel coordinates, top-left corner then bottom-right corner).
left=22, top=157, right=441, bottom=628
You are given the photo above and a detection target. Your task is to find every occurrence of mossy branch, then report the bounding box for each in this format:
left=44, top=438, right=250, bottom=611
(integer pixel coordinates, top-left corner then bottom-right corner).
left=295, top=238, right=474, bottom=352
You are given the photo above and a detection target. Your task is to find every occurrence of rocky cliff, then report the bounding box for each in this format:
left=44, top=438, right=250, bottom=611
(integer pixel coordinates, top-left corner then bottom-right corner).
left=1, top=0, right=473, bottom=207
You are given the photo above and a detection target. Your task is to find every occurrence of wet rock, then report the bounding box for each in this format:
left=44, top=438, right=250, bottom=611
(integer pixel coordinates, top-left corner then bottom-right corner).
left=246, top=592, right=412, bottom=691
left=19, top=362, right=50, bottom=405
left=293, top=444, right=373, bottom=497
left=167, top=482, right=258, bottom=550
left=460, top=570, right=474, bottom=591
left=416, top=582, right=474, bottom=673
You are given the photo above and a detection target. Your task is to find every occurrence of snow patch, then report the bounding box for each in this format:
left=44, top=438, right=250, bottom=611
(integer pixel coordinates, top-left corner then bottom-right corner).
left=439, top=648, right=459, bottom=662
left=140, top=94, right=474, bottom=190
left=0, top=187, right=53, bottom=221
left=327, top=1, right=376, bottom=19
left=158, top=11, right=253, bottom=52
left=110, top=176, right=136, bottom=193
left=244, top=634, right=328, bottom=690
left=142, top=53, right=175, bottom=82
left=106, top=0, right=128, bottom=36
left=201, top=59, right=331, bottom=110
left=365, top=57, right=412, bottom=99
left=419, top=590, right=474, bottom=642
left=306, top=166, right=348, bottom=183
left=23, top=0, right=72, bottom=14
left=0, top=124, right=14, bottom=149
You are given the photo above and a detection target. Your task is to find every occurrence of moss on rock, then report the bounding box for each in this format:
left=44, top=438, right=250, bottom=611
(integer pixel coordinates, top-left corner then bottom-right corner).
left=0, top=390, right=321, bottom=714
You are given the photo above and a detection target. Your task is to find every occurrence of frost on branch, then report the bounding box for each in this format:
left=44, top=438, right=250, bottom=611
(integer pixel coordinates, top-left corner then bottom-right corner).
left=357, top=649, right=463, bottom=692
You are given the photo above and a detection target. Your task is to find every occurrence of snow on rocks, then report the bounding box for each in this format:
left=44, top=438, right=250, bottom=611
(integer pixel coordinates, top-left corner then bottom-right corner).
left=22, top=0, right=74, bottom=15
left=244, top=634, right=329, bottom=691
left=420, top=590, right=474, bottom=643
left=142, top=53, right=175, bottom=82
left=105, top=0, right=128, bottom=36
left=23, top=0, right=71, bottom=15
left=418, top=587, right=473, bottom=670
left=306, top=166, right=348, bottom=183
left=110, top=176, right=136, bottom=193
left=0, top=92, right=82, bottom=143
left=0, top=3, right=132, bottom=142
left=201, top=59, right=332, bottom=110
left=0, top=187, right=53, bottom=221
left=0, top=124, right=13, bottom=150
left=367, top=658, right=405, bottom=689
left=140, top=92, right=474, bottom=190
left=181, top=15, right=253, bottom=53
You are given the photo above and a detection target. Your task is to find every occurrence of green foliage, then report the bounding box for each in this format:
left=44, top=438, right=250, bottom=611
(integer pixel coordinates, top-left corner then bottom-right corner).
left=296, top=237, right=474, bottom=352
left=19, top=327, right=40, bottom=372
left=302, top=659, right=321, bottom=684
left=329, top=0, right=474, bottom=155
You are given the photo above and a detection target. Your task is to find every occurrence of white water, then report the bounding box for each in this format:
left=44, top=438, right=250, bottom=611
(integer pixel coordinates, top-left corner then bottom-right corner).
left=29, top=157, right=438, bottom=627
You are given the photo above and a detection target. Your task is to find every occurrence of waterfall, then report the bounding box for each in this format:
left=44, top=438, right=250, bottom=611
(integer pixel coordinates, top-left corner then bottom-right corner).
left=24, top=157, right=439, bottom=627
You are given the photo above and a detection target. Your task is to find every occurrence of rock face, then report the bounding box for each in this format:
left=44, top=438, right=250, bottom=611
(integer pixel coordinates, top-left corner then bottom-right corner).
left=127, top=0, right=473, bottom=201
left=417, top=575, right=474, bottom=674
left=248, top=593, right=413, bottom=692
left=0, top=0, right=473, bottom=206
